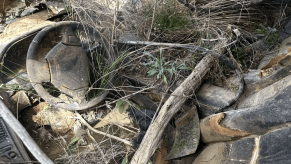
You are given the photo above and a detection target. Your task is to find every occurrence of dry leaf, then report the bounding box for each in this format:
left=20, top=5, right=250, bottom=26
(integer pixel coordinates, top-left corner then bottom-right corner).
left=93, top=103, right=131, bottom=128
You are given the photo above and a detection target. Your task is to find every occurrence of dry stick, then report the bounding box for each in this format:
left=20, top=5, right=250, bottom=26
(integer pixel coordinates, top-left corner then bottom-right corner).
left=111, top=0, right=118, bottom=45
left=95, top=117, right=138, bottom=134
left=95, top=86, right=155, bottom=109
left=75, top=113, right=132, bottom=146
left=130, top=55, right=215, bottom=164
left=87, top=130, right=108, bottom=164
left=147, top=0, right=157, bottom=41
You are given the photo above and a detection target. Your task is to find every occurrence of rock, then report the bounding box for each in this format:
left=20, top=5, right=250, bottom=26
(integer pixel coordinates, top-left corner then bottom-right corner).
left=200, top=113, right=249, bottom=143
left=166, top=107, right=200, bottom=160
left=240, top=73, right=291, bottom=109
left=193, top=138, right=255, bottom=164
left=221, top=84, right=291, bottom=135
left=20, top=7, right=38, bottom=17
left=194, top=126, right=291, bottom=164
left=285, top=15, right=291, bottom=34
left=195, top=83, right=236, bottom=118
left=257, top=49, right=278, bottom=69
left=277, top=35, right=291, bottom=56
left=257, top=127, right=291, bottom=163
left=10, top=91, right=31, bottom=112
left=277, top=31, right=290, bottom=43
left=244, top=70, right=261, bottom=84
left=227, top=70, right=261, bottom=87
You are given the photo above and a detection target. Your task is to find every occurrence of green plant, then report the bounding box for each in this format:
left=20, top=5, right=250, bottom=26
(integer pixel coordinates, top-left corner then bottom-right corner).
left=85, top=47, right=126, bottom=101
left=232, top=47, right=247, bottom=61
left=116, top=99, right=141, bottom=113
left=67, top=137, right=81, bottom=155
left=255, top=24, right=278, bottom=45
left=146, top=0, right=193, bottom=31
left=122, top=155, right=128, bottom=164
left=144, top=49, right=192, bottom=84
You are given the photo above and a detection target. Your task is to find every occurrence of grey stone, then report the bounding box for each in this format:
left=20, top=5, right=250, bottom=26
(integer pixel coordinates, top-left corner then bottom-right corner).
left=258, top=127, right=291, bottom=164
left=193, top=138, right=255, bottom=164
left=277, top=31, right=290, bottom=43
left=195, top=83, right=236, bottom=118
left=243, top=70, right=261, bottom=84
left=257, top=49, right=278, bottom=69
left=239, top=72, right=291, bottom=109
left=277, top=35, right=291, bottom=56
left=194, top=126, right=291, bottom=164
left=20, top=7, right=38, bottom=17
left=285, top=16, right=291, bottom=34
left=221, top=84, right=291, bottom=135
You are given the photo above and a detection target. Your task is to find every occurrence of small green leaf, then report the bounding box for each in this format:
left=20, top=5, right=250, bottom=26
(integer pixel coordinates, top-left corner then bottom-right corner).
left=119, top=103, right=124, bottom=113
left=144, top=52, right=155, bottom=59
left=148, top=161, right=153, bottom=164
left=163, top=74, right=167, bottom=84
left=122, top=156, right=128, bottom=164
left=157, top=72, right=162, bottom=79
left=68, top=137, right=80, bottom=147
left=147, top=69, right=157, bottom=76
left=116, top=100, right=124, bottom=107
left=160, top=66, right=164, bottom=74
left=154, top=61, right=159, bottom=68
left=166, top=68, right=173, bottom=75
left=43, top=105, right=49, bottom=110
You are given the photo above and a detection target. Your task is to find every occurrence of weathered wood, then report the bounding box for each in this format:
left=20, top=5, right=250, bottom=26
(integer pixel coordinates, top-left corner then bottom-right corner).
left=130, top=55, right=215, bottom=164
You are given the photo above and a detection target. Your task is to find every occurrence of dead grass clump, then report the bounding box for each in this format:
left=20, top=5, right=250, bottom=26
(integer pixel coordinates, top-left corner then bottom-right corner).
left=55, top=144, right=129, bottom=164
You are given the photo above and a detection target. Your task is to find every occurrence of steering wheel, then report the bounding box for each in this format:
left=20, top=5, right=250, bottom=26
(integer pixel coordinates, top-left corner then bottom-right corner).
left=27, top=21, right=112, bottom=110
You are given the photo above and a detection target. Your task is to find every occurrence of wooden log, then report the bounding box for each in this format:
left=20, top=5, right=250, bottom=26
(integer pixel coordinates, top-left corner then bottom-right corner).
left=130, top=54, right=216, bottom=164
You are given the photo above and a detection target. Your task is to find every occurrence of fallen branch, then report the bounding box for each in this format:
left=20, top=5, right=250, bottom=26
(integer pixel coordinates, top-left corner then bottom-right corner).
left=75, top=113, right=133, bottom=146
left=130, top=55, right=215, bottom=164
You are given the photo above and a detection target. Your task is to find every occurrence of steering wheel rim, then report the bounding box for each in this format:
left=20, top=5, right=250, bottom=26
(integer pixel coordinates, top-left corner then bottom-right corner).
left=27, top=21, right=113, bottom=110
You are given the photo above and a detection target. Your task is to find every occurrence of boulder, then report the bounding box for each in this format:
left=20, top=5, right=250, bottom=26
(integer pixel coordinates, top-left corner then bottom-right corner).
left=222, top=84, right=291, bottom=135
left=200, top=113, right=249, bottom=143
left=195, top=84, right=236, bottom=118
left=194, top=126, right=291, bottom=164
left=193, top=138, right=255, bottom=164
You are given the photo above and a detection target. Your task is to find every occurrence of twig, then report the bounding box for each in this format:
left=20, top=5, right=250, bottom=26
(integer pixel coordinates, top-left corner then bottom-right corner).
left=117, top=40, right=221, bottom=57
left=95, top=117, right=138, bottom=134
left=87, top=130, right=108, bottom=164
left=147, top=0, right=157, bottom=41
left=111, top=0, right=119, bottom=45
left=75, top=113, right=132, bottom=146
left=95, top=86, right=155, bottom=109
left=17, top=93, right=19, bottom=120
